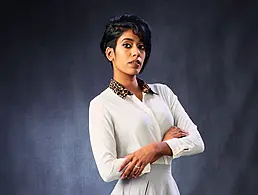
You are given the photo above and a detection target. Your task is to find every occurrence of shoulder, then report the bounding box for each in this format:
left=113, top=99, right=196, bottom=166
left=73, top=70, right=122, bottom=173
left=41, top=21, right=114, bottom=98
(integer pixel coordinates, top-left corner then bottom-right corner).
left=89, top=88, right=113, bottom=110
left=148, top=83, right=176, bottom=96
left=148, top=83, right=178, bottom=106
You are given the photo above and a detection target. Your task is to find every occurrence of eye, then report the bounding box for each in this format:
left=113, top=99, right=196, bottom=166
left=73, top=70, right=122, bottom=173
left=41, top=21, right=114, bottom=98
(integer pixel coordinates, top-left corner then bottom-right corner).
left=123, top=43, right=132, bottom=48
left=138, top=44, right=145, bottom=50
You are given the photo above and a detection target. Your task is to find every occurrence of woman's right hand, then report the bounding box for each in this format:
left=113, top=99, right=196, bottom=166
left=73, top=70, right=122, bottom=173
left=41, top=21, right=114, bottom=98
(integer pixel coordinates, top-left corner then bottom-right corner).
left=162, top=126, right=189, bottom=141
left=119, top=126, right=188, bottom=179
left=118, top=142, right=162, bottom=179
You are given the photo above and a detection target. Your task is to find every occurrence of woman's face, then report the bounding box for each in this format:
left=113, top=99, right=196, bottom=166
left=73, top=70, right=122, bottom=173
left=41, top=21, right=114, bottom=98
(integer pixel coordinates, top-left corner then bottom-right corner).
left=106, top=29, right=146, bottom=77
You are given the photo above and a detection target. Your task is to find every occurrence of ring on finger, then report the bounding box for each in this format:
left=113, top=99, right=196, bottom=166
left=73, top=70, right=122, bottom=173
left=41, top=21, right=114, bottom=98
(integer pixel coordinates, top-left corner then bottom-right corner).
left=134, top=165, right=140, bottom=175
left=134, top=165, right=141, bottom=173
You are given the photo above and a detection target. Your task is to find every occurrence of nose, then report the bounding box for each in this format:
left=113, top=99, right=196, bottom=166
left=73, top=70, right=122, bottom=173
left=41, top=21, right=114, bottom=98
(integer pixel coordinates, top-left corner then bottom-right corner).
left=131, top=45, right=140, bottom=57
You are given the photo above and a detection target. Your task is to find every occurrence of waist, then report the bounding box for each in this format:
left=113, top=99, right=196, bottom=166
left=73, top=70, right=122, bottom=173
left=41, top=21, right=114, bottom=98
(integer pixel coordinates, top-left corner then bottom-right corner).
left=149, top=164, right=171, bottom=174
left=153, top=155, right=173, bottom=165
left=139, top=164, right=173, bottom=184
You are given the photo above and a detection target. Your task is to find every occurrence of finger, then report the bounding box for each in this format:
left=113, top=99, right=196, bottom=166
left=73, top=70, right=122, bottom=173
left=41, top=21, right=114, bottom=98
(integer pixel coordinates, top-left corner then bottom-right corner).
left=178, top=131, right=188, bottom=135
left=179, top=130, right=189, bottom=136
left=133, top=164, right=143, bottom=178
left=135, top=164, right=145, bottom=178
left=183, top=131, right=189, bottom=135
left=123, top=159, right=138, bottom=179
left=177, top=128, right=189, bottom=135
left=178, top=131, right=188, bottom=136
left=177, top=128, right=183, bottom=132
left=121, top=159, right=137, bottom=179
left=169, top=127, right=181, bottom=133
left=174, top=132, right=188, bottom=138
left=128, top=163, right=141, bottom=179
left=177, top=128, right=187, bottom=133
left=171, top=130, right=184, bottom=136
left=169, top=126, right=177, bottom=132
left=118, top=155, right=133, bottom=172
left=184, top=131, right=189, bottom=135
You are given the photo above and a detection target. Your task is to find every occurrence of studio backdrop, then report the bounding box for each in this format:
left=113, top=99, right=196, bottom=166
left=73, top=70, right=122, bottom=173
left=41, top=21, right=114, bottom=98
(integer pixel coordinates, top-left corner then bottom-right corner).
left=2, top=0, right=258, bottom=195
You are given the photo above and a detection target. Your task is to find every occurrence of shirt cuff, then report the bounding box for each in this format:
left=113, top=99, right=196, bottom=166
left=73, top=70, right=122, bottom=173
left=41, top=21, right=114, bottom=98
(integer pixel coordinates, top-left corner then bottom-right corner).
left=140, top=163, right=151, bottom=176
left=164, top=139, right=188, bottom=159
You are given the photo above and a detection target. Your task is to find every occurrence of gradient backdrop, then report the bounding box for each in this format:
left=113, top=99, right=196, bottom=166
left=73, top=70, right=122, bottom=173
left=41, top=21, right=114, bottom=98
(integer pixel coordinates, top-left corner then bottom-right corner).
left=2, top=0, right=258, bottom=195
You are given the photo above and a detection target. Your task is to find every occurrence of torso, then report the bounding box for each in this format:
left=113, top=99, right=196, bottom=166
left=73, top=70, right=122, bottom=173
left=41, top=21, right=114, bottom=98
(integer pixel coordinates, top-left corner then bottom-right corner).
left=94, top=84, right=175, bottom=158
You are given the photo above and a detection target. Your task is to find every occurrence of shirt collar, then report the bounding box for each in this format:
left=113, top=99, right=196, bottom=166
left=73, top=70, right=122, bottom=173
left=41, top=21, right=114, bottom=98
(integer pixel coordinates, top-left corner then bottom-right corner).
left=109, top=77, right=158, bottom=99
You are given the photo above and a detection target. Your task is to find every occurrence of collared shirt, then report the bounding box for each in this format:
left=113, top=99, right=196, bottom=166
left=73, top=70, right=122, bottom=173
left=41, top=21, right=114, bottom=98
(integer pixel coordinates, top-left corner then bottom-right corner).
left=89, top=78, right=205, bottom=182
left=109, top=77, right=157, bottom=99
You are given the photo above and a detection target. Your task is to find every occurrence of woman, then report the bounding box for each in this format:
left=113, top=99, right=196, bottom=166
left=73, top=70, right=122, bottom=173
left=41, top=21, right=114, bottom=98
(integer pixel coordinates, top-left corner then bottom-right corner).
left=89, top=13, right=205, bottom=194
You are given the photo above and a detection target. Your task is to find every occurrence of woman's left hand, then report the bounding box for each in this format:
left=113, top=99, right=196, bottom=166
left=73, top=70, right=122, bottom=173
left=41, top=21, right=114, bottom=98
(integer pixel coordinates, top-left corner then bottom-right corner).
left=118, top=142, right=162, bottom=179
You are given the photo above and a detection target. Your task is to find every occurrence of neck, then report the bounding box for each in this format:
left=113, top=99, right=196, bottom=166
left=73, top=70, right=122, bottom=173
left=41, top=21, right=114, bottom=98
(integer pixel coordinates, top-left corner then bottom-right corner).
left=113, top=72, right=139, bottom=90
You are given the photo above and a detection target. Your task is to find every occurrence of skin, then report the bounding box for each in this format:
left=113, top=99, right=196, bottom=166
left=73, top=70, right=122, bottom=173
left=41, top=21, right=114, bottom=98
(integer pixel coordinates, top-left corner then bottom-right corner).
left=105, top=29, right=189, bottom=179
left=105, top=29, right=146, bottom=100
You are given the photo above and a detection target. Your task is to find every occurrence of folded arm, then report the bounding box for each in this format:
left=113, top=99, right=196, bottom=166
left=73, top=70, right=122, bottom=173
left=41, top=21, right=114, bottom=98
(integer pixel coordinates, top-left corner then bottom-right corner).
left=89, top=99, right=150, bottom=182
left=163, top=85, right=205, bottom=159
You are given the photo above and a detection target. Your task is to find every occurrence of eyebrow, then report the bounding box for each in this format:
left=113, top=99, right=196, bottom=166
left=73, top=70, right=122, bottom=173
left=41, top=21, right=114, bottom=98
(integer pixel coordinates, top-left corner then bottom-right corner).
left=121, top=38, right=143, bottom=43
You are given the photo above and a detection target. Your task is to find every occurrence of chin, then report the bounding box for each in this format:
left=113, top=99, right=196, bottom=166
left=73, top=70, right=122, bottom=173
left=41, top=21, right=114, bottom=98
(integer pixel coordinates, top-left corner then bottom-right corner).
left=119, top=67, right=141, bottom=76
left=127, top=69, right=140, bottom=76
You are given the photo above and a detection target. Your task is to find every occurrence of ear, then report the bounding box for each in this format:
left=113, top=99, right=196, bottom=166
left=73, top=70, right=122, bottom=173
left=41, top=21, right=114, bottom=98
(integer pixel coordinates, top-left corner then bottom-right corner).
left=105, top=47, right=114, bottom=61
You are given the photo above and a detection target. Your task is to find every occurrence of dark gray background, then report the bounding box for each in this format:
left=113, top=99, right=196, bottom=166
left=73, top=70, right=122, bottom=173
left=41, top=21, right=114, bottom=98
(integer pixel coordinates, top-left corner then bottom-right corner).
left=2, top=0, right=258, bottom=194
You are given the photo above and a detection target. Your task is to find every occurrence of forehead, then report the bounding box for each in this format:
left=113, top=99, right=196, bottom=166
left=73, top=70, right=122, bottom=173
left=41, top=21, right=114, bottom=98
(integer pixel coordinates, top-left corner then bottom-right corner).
left=117, top=29, right=142, bottom=42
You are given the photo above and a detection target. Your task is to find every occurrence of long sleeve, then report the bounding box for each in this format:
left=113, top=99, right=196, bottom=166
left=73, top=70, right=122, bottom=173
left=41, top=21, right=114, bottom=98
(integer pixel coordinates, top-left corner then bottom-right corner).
left=163, top=85, right=205, bottom=159
left=89, top=99, right=151, bottom=182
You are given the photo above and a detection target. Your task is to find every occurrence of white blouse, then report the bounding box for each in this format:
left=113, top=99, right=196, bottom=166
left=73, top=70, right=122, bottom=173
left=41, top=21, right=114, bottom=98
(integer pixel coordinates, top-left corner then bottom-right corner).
left=89, top=82, right=205, bottom=182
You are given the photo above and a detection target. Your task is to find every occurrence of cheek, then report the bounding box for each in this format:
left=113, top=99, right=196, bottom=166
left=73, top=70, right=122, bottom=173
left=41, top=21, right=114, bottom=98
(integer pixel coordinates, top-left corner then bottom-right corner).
left=141, top=52, right=146, bottom=59
left=117, top=50, right=129, bottom=60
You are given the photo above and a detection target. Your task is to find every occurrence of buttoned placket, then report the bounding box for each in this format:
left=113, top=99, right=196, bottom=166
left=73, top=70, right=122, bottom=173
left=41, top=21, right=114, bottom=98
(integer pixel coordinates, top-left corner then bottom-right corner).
left=130, top=93, right=168, bottom=164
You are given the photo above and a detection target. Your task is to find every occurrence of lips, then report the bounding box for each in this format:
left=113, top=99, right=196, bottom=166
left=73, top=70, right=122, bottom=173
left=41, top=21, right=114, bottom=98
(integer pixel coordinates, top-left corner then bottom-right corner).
left=129, top=59, right=141, bottom=66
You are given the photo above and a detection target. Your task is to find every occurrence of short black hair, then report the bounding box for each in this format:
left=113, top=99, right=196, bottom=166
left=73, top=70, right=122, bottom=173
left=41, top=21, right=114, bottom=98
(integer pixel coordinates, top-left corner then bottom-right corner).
left=100, top=13, right=152, bottom=73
